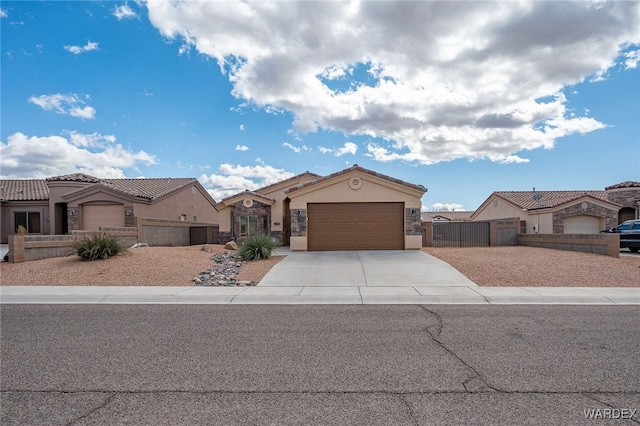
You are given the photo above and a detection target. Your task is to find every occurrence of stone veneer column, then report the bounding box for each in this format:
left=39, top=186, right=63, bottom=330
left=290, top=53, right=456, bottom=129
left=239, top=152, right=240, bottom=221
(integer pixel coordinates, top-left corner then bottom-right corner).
left=405, top=208, right=422, bottom=235
left=290, top=209, right=307, bottom=237
left=67, top=207, right=80, bottom=231
left=124, top=206, right=135, bottom=227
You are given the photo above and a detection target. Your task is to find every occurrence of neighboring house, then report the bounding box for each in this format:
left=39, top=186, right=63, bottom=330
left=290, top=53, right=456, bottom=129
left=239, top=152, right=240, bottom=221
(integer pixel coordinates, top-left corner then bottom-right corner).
left=216, top=165, right=427, bottom=251
left=421, top=211, right=474, bottom=222
left=0, top=173, right=219, bottom=244
left=471, top=181, right=640, bottom=234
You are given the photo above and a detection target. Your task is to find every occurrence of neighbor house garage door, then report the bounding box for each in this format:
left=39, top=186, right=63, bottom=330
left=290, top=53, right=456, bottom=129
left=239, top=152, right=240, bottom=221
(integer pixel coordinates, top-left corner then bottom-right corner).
left=564, top=215, right=601, bottom=234
left=307, top=202, right=404, bottom=251
left=83, top=204, right=124, bottom=231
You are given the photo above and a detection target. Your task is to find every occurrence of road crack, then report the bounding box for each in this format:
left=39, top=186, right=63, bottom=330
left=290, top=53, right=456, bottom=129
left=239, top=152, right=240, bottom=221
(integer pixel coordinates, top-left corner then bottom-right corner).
left=417, top=305, right=505, bottom=393
left=67, top=392, right=116, bottom=426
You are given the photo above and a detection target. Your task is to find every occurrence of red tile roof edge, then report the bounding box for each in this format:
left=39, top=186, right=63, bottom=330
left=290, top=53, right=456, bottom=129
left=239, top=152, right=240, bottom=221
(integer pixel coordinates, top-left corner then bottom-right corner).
left=284, top=165, right=427, bottom=194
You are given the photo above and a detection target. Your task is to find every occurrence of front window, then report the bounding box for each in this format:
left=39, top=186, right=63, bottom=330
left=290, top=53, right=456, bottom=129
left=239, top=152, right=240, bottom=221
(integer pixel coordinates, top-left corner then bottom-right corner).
left=239, top=215, right=270, bottom=238
left=15, top=212, right=41, bottom=234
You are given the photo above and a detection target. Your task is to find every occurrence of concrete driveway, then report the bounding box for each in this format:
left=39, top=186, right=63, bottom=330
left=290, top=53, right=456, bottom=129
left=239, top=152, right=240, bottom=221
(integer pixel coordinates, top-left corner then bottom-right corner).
left=259, top=250, right=477, bottom=287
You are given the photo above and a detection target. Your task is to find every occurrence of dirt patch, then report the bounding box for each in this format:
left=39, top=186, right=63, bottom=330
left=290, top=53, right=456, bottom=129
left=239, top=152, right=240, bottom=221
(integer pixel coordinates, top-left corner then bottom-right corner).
left=422, top=246, right=640, bottom=287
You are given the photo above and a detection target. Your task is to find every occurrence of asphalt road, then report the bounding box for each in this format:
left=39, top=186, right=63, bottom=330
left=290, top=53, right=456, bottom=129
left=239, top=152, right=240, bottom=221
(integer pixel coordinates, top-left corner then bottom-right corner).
left=1, top=305, right=639, bottom=425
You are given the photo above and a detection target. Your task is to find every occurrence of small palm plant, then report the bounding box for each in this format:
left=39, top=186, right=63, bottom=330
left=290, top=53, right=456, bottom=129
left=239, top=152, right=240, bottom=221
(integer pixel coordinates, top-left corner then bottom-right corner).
left=237, top=234, right=277, bottom=260
left=73, top=232, right=126, bottom=261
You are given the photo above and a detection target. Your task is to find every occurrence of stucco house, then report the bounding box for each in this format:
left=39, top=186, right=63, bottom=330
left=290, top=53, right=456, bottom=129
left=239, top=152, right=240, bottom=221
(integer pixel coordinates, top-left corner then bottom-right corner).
left=421, top=211, right=474, bottom=222
left=471, top=181, right=640, bottom=234
left=216, top=165, right=427, bottom=251
left=0, top=173, right=218, bottom=244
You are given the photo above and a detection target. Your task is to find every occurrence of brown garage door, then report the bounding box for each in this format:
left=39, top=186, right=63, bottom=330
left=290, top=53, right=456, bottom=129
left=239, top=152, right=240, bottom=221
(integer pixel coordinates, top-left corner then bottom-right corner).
left=307, top=202, right=404, bottom=251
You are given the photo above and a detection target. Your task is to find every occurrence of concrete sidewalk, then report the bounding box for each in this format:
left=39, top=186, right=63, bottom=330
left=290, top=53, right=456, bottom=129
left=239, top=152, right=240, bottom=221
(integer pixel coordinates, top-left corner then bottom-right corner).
left=1, top=285, right=638, bottom=304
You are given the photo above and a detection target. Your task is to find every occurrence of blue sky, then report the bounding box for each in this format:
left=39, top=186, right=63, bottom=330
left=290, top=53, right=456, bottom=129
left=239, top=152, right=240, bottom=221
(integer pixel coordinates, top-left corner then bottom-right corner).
left=1, top=1, right=639, bottom=211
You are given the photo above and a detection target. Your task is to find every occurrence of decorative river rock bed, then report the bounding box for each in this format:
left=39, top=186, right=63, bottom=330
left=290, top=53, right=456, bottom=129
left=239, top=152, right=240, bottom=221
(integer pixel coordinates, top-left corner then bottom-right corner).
left=193, top=251, right=257, bottom=286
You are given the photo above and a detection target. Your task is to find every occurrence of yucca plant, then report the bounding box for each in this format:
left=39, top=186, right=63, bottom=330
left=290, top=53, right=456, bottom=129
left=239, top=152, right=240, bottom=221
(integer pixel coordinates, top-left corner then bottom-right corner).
left=237, top=234, right=277, bottom=260
left=73, top=232, right=125, bottom=261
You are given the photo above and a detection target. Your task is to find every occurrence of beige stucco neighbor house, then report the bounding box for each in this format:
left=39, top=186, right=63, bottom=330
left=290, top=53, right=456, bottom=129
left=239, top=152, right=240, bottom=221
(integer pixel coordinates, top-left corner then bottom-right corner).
left=421, top=211, right=474, bottom=222
left=0, top=173, right=218, bottom=244
left=471, top=181, right=640, bottom=234
left=216, top=165, right=427, bottom=251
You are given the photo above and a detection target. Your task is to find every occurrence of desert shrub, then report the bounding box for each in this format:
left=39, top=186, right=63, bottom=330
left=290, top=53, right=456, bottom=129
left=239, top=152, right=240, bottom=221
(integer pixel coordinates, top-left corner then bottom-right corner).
left=237, top=234, right=277, bottom=260
left=73, top=232, right=126, bottom=261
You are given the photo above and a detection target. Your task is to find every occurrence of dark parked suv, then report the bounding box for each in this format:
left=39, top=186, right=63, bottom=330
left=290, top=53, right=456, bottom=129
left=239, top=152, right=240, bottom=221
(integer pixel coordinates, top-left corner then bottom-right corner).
left=606, top=220, right=640, bottom=252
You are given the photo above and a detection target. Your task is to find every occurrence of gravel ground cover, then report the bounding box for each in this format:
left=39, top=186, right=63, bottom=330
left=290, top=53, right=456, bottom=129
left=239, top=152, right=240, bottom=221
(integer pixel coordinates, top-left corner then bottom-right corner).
left=0, top=245, right=283, bottom=286
left=422, top=246, right=640, bottom=287
left=1, top=245, right=637, bottom=287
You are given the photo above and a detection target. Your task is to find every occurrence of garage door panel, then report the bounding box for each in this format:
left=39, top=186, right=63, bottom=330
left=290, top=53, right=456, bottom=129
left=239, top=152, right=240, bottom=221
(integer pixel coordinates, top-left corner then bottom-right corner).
left=308, top=202, right=404, bottom=251
left=564, top=215, right=601, bottom=234
left=83, top=204, right=125, bottom=231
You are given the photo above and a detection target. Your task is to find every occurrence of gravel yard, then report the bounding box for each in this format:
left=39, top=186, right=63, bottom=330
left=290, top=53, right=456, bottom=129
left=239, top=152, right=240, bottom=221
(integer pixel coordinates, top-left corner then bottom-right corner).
left=1, top=245, right=638, bottom=287
left=0, top=245, right=283, bottom=286
left=423, top=247, right=640, bottom=287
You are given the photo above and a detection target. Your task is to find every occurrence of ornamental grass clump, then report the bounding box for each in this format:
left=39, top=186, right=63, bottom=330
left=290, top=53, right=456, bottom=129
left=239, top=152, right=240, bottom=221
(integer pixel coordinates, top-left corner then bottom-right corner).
left=73, top=232, right=126, bottom=261
left=237, top=234, right=277, bottom=260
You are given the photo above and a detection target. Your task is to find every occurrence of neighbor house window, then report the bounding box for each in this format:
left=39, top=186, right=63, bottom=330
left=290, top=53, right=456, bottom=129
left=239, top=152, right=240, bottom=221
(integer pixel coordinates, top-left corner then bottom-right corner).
left=239, top=216, right=270, bottom=238
left=15, top=212, right=41, bottom=234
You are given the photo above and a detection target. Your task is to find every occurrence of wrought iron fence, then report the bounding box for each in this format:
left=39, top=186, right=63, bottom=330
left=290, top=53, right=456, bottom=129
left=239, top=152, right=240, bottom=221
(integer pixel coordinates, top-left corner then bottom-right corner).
left=432, top=222, right=490, bottom=247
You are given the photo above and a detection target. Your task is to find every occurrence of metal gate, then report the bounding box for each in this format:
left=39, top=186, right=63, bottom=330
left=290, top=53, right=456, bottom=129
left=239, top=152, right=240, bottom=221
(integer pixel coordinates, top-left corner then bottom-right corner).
left=432, top=222, right=490, bottom=247
left=189, top=226, right=208, bottom=245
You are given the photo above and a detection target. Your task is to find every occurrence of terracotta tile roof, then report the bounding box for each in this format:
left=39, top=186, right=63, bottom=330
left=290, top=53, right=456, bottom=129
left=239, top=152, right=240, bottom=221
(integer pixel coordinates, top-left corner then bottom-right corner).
left=255, top=171, right=322, bottom=193
left=284, top=165, right=427, bottom=194
left=493, top=190, right=617, bottom=210
left=1, top=177, right=209, bottom=203
left=0, top=180, right=50, bottom=201
left=219, top=190, right=276, bottom=205
left=46, top=173, right=102, bottom=183
left=101, top=178, right=198, bottom=200
left=605, top=181, right=640, bottom=190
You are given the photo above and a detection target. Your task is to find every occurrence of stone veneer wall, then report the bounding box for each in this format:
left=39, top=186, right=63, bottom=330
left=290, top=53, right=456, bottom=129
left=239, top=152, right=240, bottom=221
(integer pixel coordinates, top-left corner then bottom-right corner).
left=230, top=201, right=273, bottom=242
left=68, top=207, right=80, bottom=231
left=606, top=188, right=640, bottom=209
left=405, top=208, right=422, bottom=235
left=124, top=206, right=135, bottom=227
left=552, top=202, right=617, bottom=233
left=290, top=208, right=307, bottom=237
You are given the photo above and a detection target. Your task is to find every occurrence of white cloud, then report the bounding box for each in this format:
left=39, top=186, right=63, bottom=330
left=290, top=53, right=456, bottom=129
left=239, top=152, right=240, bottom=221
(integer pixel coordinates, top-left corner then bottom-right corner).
left=239, top=124, right=245, bottom=131
left=235, top=144, right=249, bottom=151
left=64, top=41, right=99, bottom=54
left=318, top=142, right=358, bottom=157
left=198, top=163, right=294, bottom=200
left=0, top=9, right=7, bottom=18
left=147, top=1, right=640, bottom=165
left=0, top=132, right=156, bottom=179
left=335, top=142, right=358, bottom=157
left=282, top=142, right=310, bottom=153
left=624, top=50, right=640, bottom=69
left=430, top=203, right=465, bottom=212
left=28, top=93, right=96, bottom=119
left=113, top=4, right=138, bottom=20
